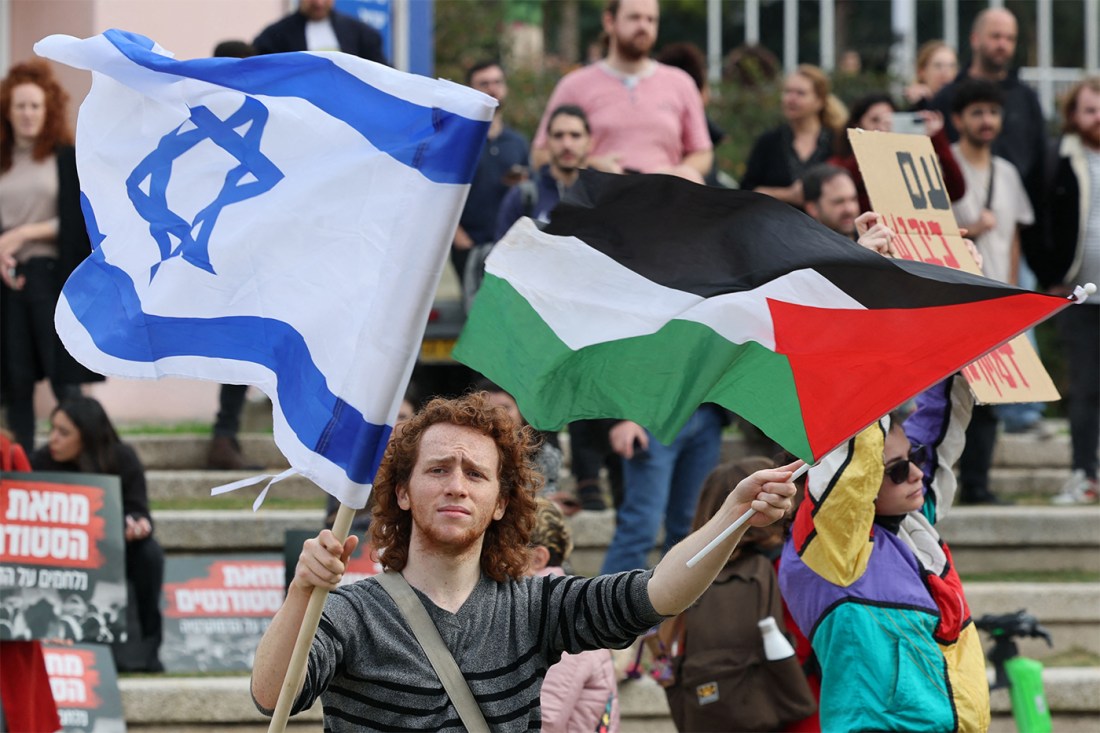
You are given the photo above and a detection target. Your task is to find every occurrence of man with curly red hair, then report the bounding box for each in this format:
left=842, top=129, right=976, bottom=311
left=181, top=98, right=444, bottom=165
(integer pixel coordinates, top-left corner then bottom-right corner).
left=253, top=393, right=797, bottom=731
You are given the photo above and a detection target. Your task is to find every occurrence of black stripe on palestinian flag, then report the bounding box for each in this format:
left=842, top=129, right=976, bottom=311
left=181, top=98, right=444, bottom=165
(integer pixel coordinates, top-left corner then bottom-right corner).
left=548, top=169, right=1021, bottom=308
left=456, top=175, right=1071, bottom=462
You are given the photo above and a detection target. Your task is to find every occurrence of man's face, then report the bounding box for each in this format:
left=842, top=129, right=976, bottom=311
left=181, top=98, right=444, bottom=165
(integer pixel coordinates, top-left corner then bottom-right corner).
left=604, top=0, right=659, bottom=62
left=485, top=391, right=523, bottom=428
left=547, top=114, right=591, bottom=174
left=809, top=175, right=859, bottom=237
left=874, top=427, right=925, bottom=516
left=299, top=0, right=334, bottom=21
left=953, top=102, right=1002, bottom=148
left=469, top=65, right=507, bottom=104
left=397, top=423, right=506, bottom=554
left=1072, top=86, right=1100, bottom=149
left=971, top=10, right=1017, bottom=75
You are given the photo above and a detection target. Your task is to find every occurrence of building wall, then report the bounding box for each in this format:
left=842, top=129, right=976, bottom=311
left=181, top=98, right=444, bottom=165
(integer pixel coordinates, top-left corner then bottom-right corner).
left=9, top=0, right=286, bottom=425
left=9, top=0, right=286, bottom=128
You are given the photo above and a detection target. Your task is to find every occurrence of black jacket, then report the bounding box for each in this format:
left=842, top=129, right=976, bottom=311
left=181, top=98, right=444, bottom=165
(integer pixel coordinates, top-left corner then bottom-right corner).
left=31, top=442, right=152, bottom=525
left=931, top=69, right=1048, bottom=208
left=1026, top=134, right=1094, bottom=290
left=253, top=10, right=386, bottom=63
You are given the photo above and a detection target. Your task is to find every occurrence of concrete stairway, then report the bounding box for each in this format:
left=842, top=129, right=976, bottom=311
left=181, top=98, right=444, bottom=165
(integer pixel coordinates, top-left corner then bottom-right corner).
left=119, top=425, right=1099, bottom=730
left=119, top=669, right=1100, bottom=732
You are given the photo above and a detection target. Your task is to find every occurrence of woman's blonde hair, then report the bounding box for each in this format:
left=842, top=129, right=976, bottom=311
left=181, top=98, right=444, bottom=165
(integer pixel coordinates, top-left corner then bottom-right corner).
left=792, top=63, right=847, bottom=131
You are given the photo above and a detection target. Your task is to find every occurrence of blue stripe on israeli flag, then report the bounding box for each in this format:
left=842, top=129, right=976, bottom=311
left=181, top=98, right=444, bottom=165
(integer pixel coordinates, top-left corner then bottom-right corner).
left=37, top=31, right=495, bottom=507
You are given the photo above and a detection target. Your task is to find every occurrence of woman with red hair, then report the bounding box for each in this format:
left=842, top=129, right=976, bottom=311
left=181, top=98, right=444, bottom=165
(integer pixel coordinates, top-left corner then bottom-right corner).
left=0, top=60, right=102, bottom=454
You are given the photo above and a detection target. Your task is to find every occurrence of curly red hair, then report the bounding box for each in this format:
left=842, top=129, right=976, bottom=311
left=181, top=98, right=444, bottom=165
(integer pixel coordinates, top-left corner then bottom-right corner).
left=370, top=393, right=540, bottom=582
left=1, top=59, right=73, bottom=172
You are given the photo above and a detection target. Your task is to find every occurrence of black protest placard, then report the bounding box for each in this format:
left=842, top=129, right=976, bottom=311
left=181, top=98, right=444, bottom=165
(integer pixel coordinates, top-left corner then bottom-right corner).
left=1, top=472, right=127, bottom=644
left=42, top=642, right=126, bottom=732
left=161, top=553, right=285, bottom=672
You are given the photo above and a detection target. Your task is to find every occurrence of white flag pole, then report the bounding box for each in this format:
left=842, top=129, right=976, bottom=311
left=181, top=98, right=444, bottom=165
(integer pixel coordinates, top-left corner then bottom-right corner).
left=267, top=501, right=356, bottom=733
left=686, top=462, right=810, bottom=568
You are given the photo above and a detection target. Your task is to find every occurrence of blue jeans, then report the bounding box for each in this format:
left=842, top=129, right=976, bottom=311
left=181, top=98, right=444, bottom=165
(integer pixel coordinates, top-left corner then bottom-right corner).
left=600, top=406, right=723, bottom=574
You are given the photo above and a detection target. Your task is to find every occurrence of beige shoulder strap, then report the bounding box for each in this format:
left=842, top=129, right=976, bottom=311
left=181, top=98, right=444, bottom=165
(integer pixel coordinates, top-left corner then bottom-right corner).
left=375, top=569, right=490, bottom=733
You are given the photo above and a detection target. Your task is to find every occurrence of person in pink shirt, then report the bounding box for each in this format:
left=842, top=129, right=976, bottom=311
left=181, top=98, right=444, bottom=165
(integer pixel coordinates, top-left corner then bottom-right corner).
left=531, top=0, right=711, bottom=183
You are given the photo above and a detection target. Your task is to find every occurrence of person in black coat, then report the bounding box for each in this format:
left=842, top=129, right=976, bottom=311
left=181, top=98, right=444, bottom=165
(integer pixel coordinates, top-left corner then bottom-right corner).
left=1, top=60, right=103, bottom=454
left=31, top=396, right=165, bottom=672
left=253, top=0, right=387, bottom=64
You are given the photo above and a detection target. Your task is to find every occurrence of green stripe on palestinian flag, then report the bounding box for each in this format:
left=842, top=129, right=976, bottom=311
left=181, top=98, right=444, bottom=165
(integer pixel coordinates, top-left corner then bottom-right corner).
left=454, top=171, right=1072, bottom=462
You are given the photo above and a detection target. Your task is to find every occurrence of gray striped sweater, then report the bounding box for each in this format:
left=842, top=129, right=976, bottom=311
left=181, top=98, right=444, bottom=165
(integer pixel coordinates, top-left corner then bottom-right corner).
left=282, top=568, right=661, bottom=731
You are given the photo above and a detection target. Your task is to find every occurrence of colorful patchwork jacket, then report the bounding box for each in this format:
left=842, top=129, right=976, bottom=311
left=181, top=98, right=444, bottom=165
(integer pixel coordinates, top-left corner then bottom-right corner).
left=779, top=375, right=990, bottom=732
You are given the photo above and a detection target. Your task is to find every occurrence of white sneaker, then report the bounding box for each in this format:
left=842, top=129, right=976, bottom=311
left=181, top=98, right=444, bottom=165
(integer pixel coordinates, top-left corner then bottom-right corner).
left=1052, top=470, right=1100, bottom=505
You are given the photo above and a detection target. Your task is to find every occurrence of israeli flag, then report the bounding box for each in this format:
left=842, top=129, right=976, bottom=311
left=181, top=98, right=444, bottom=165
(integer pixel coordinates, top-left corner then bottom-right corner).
left=35, top=31, right=494, bottom=508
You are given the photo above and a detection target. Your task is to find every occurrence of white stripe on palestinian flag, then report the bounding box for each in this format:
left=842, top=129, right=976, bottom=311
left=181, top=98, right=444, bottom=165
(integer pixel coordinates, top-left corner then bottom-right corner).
left=486, top=217, right=865, bottom=351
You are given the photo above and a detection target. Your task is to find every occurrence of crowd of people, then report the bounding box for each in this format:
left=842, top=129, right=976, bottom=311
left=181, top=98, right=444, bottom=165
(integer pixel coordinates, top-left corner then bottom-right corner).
left=1, top=0, right=1098, bottom=731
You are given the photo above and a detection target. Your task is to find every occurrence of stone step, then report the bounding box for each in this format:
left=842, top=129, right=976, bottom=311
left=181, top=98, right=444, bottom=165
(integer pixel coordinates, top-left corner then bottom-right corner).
left=147, top=470, right=325, bottom=503
left=128, top=424, right=1073, bottom=472
left=155, top=509, right=326, bottom=552
left=117, top=668, right=1100, bottom=730
left=129, top=434, right=288, bottom=471
left=144, top=465, right=1081, bottom=504
left=566, top=505, right=1100, bottom=576
left=966, top=582, right=1100, bottom=657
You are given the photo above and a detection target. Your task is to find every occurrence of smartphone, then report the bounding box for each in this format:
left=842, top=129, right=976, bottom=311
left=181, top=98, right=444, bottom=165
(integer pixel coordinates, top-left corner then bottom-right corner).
left=892, top=111, right=926, bottom=136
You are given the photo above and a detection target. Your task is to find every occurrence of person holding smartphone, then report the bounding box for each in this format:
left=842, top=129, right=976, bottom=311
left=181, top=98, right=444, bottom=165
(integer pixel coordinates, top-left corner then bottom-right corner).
left=828, top=92, right=966, bottom=213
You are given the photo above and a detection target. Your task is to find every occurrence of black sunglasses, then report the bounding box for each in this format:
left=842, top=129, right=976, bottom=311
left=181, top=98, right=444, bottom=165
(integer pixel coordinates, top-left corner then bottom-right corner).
left=885, top=444, right=926, bottom=484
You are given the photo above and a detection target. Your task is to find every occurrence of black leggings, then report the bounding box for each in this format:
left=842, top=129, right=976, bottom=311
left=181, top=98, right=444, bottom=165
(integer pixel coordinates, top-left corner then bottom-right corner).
left=2, top=258, right=81, bottom=453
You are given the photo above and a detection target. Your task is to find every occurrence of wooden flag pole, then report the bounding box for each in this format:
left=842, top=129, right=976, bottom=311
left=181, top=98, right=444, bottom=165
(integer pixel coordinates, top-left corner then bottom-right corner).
left=267, top=502, right=356, bottom=733
left=686, top=462, right=810, bottom=568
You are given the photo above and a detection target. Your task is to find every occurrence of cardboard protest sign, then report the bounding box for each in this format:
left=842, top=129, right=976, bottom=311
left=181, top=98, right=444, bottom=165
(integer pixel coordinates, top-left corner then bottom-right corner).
left=160, top=554, right=284, bottom=672
left=1, top=472, right=127, bottom=643
left=850, top=129, right=1059, bottom=403
left=42, top=642, right=126, bottom=732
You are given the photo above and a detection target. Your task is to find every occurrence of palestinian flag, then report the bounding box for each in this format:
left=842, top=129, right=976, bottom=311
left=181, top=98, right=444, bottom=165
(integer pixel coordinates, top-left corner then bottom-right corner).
left=454, top=171, right=1072, bottom=463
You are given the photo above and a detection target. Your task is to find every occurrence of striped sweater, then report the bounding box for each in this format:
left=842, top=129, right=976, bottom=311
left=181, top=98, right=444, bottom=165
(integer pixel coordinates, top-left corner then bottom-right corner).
left=284, top=568, right=661, bottom=731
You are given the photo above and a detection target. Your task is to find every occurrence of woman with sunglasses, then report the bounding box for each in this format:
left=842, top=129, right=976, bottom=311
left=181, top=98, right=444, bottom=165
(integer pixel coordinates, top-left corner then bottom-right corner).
left=777, top=375, right=990, bottom=733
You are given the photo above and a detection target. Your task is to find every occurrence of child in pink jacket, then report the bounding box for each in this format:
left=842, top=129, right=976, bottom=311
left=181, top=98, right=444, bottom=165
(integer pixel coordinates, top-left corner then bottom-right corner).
left=527, top=498, right=620, bottom=733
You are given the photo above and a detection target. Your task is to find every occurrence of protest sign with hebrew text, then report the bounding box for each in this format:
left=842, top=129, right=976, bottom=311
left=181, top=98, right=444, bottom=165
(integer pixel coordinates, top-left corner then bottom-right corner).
left=849, top=129, right=1058, bottom=404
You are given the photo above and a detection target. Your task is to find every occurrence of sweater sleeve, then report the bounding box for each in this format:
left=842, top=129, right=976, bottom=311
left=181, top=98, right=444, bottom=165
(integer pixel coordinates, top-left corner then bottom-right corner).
left=115, top=443, right=152, bottom=524
left=930, top=129, right=966, bottom=202
left=902, top=374, right=973, bottom=524
left=788, top=424, right=885, bottom=587
left=540, top=569, right=665, bottom=657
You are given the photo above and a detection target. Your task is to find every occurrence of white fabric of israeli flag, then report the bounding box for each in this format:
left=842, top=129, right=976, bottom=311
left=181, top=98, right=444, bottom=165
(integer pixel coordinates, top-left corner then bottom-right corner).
left=35, top=30, right=494, bottom=508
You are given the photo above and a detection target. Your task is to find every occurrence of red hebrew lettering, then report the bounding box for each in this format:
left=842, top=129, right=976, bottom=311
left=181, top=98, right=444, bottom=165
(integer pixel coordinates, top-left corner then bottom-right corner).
left=910, top=218, right=945, bottom=266
left=888, top=214, right=918, bottom=260
left=926, top=222, right=961, bottom=269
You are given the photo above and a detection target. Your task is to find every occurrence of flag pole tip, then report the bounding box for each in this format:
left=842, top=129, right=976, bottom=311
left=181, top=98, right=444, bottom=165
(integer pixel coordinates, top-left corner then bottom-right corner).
left=1073, top=283, right=1097, bottom=304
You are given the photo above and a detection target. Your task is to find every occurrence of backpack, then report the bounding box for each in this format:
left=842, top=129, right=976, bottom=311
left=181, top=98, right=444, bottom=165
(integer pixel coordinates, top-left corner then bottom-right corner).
left=659, top=552, right=817, bottom=732
left=462, top=180, right=541, bottom=311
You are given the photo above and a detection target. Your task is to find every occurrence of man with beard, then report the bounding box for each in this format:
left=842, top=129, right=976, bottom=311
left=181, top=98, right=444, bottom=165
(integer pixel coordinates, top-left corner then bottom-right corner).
left=251, top=393, right=797, bottom=731
left=1039, top=77, right=1100, bottom=505
left=495, top=105, right=591, bottom=237
left=931, top=7, right=1046, bottom=210
left=801, top=164, right=860, bottom=239
left=530, top=0, right=712, bottom=183
left=948, top=79, right=1034, bottom=506
left=452, top=60, right=529, bottom=285
left=253, top=0, right=386, bottom=63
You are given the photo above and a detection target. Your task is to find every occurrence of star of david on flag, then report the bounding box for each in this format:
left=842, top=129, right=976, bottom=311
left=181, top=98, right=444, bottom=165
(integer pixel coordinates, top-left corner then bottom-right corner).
left=36, top=30, right=495, bottom=508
